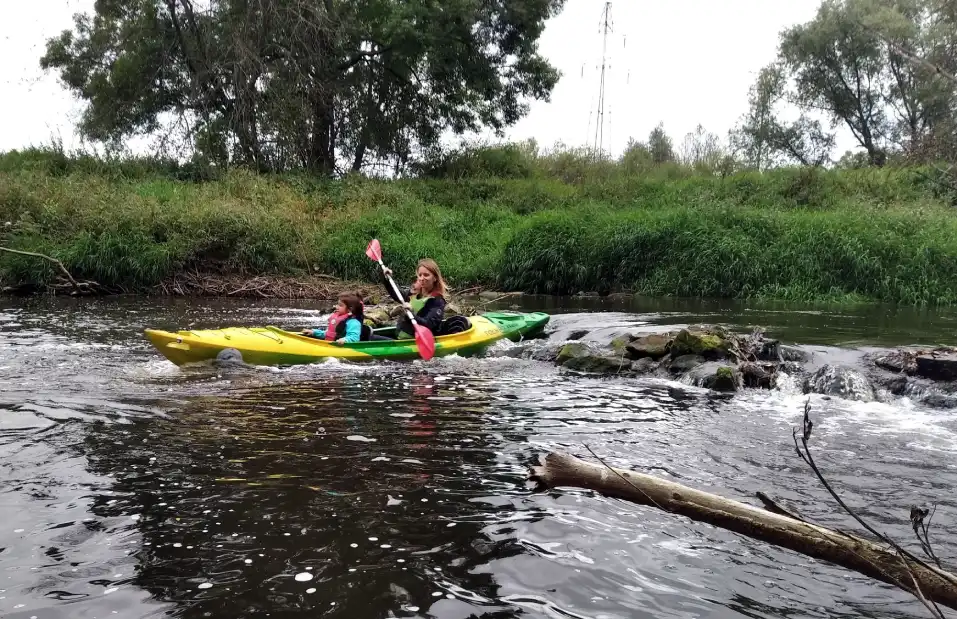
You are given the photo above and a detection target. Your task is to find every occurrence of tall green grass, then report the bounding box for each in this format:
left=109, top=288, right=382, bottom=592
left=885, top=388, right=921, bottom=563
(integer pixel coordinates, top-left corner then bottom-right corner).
left=2, top=145, right=957, bottom=304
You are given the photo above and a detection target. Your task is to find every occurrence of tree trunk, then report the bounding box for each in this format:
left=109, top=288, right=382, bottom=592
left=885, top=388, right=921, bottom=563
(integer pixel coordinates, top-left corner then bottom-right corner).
left=528, top=451, right=957, bottom=611
left=309, top=92, right=335, bottom=175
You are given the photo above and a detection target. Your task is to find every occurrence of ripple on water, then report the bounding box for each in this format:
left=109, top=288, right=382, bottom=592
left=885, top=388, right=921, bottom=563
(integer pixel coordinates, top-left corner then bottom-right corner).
left=1, top=297, right=955, bottom=619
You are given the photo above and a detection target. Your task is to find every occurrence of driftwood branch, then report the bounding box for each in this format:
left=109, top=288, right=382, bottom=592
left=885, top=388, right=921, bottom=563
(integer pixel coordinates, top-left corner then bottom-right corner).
left=528, top=450, right=957, bottom=611
left=0, top=246, right=81, bottom=292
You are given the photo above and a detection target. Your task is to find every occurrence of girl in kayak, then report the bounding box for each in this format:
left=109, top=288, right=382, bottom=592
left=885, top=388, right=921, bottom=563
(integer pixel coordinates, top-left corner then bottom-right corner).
left=301, top=291, right=367, bottom=343
left=378, top=258, right=447, bottom=339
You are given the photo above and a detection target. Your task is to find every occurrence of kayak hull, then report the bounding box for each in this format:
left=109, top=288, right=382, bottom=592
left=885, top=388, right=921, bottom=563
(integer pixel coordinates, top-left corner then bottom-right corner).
left=144, top=311, right=549, bottom=367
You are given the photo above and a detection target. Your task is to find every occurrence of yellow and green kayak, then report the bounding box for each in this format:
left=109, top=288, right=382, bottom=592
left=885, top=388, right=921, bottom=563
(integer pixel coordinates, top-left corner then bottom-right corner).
left=144, top=311, right=550, bottom=367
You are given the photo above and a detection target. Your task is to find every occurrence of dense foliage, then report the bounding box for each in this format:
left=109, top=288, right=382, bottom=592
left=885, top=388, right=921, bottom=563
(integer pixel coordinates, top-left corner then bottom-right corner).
left=40, top=0, right=565, bottom=175
left=2, top=146, right=956, bottom=304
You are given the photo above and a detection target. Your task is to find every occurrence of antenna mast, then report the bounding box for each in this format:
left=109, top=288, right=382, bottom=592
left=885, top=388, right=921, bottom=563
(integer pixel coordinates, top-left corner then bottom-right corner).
left=593, top=1, right=613, bottom=154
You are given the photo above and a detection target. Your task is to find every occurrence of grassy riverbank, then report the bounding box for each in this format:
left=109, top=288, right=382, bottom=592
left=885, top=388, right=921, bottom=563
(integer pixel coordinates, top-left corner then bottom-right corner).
left=2, top=147, right=957, bottom=304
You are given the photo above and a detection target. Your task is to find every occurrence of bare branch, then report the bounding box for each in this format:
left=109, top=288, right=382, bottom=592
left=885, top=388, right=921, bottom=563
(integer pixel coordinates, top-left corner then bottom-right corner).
left=0, top=246, right=81, bottom=293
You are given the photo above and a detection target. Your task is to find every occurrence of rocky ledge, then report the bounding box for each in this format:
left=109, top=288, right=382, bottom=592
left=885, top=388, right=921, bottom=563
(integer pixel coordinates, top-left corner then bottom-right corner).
left=866, top=347, right=957, bottom=408
left=546, top=325, right=807, bottom=392
left=516, top=324, right=957, bottom=407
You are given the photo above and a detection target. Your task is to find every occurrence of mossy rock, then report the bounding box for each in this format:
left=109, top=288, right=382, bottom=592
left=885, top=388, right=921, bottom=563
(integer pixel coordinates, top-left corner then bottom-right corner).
left=687, top=361, right=742, bottom=391
left=363, top=307, right=393, bottom=327
left=670, top=328, right=730, bottom=359
left=610, top=333, right=636, bottom=352
left=708, top=365, right=741, bottom=392
left=556, top=342, right=591, bottom=365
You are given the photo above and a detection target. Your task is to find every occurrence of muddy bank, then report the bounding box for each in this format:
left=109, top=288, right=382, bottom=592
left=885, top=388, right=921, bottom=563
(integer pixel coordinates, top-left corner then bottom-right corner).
left=0, top=269, right=526, bottom=303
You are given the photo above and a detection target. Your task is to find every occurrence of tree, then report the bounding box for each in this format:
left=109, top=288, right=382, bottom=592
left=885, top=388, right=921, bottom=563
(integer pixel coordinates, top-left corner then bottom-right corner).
left=647, top=122, right=676, bottom=165
left=678, top=124, right=725, bottom=172
left=779, top=0, right=891, bottom=166
left=731, top=64, right=836, bottom=168
left=772, top=0, right=956, bottom=166
left=731, top=65, right=783, bottom=171
left=864, top=0, right=957, bottom=161
left=40, top=0, right=567, bottom=176
left=618, top=138, right=653, bottom=173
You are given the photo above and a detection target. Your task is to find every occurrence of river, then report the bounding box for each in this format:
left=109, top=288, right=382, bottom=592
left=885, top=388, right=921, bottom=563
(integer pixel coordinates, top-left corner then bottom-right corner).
left=1, top=295, right=955, bottom=619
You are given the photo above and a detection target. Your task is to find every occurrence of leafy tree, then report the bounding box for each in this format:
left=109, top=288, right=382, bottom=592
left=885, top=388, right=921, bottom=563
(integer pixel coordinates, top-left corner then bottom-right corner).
left=731, top=64, right=836, bottom=168
left=40, top=0, right=567, bottom=175
left=778, top=0, right=890, bottom=166
left=647, top=122, right=676, bottom=165
left=766, top=0, right=955, bottom=166
left=618, top=138, right=653, bottom=173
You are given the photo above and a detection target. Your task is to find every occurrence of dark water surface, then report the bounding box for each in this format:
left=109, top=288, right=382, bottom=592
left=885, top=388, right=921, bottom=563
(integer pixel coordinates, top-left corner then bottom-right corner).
left=1, top=295, right=956, bottom=619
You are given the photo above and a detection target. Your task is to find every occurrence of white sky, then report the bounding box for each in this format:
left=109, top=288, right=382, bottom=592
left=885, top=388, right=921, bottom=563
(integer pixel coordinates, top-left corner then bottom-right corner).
left=0, top=0, right=860, bottom=159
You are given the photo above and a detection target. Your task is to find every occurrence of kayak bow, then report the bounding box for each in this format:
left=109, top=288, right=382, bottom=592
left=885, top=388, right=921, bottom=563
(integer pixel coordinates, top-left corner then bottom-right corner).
left=144, top=311, right=549, bottom=367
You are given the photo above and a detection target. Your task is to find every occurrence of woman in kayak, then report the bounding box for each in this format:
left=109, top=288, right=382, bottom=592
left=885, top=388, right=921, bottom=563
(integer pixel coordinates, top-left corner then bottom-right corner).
left=378, top=258, right=447, bottom=339
left=301, top=291, right=367, bottom=343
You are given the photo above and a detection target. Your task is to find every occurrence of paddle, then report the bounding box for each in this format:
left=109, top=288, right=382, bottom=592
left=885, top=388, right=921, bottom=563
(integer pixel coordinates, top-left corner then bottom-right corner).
left=365, top=239, right=436, bottom=361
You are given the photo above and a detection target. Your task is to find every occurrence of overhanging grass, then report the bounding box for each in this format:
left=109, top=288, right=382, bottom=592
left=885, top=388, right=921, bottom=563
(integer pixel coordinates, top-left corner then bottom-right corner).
left=2, top=147, right=957, bottom=304
left=497, top=207, right=957, bottom=304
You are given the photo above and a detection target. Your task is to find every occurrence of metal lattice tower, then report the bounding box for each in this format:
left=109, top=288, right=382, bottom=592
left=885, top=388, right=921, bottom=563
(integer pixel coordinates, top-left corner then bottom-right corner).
left=593, top=2, right=613, bottom=153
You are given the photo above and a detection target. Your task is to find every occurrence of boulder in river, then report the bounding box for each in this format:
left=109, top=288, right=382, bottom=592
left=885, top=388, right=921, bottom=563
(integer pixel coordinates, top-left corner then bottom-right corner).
left=624, top=333, right=672, bottom=360
left=363, top=306, right=393, bottom=327
left=869, top=346, right=957, bottom=382
left=779, top=345, right=810, bottom=363
left=540, top=322, right=831, bottom=397
left=668, top=354, right=706, bottom=373
left=551, top=324, right=790, bottom=390
left=556, top=342, right=590, bottom=365
left=686, top=362, right=742, bottom=392
left=914, top=351, right=957, bottom=382
left=556, top=342, right=646, bottom=375
left=739, top=362, right=778, bottom=389
left=669, top=327, right=732, bottom=360
left=871, top=348, right=922, bottom=374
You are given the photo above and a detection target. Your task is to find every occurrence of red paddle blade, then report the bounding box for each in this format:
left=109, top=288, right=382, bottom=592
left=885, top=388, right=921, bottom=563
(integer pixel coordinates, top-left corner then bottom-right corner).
left=365, top=239, right=382, bottom=262
left=413, top=323, right=436, bottom=360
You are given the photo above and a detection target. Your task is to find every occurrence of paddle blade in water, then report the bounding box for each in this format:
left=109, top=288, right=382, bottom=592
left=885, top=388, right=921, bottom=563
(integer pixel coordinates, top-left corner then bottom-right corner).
left=413, top=323, right=436, bottom=360
left=365, top=239, right=382, bottom=263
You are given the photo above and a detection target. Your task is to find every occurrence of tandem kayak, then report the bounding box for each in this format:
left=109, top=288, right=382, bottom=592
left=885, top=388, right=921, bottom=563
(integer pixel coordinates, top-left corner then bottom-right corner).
left=144, top=311, right=550, bottom=367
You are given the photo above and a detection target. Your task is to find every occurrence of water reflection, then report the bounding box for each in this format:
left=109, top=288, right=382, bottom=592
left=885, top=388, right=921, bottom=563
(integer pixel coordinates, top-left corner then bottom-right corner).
left=78, top=374, right=537, bottom=618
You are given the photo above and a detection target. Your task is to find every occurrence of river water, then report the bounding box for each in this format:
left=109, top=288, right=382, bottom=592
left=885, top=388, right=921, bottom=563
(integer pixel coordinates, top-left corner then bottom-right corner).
left=1, top=295, right=956, bottom=619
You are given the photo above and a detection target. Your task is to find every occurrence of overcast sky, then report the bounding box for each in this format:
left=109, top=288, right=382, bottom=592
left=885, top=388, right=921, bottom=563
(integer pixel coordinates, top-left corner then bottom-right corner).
left=0, top=0, right=859, bottom=158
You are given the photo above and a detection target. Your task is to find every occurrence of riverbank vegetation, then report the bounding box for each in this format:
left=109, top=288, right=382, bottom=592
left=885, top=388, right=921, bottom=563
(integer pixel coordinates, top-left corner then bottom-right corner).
left=3, top=146, right=956, bottom=304
left=2, top=0, right=956, bottom=304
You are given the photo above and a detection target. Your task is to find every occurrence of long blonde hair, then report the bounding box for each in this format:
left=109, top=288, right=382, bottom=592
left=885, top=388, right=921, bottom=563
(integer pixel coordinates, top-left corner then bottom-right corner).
left=417, top=258, right=447, bottom=297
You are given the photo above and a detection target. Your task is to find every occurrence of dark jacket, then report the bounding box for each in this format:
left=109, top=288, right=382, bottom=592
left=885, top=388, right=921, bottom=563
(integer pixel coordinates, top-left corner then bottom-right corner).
left=382, top=274, right=446, bottom=335
left=397, top=292, right=446, bottom=336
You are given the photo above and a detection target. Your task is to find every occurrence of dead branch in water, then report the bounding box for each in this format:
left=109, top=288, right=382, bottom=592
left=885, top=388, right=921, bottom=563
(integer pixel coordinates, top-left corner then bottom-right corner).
left=528, top=426, right=957, bottom=612
left=0, top=246, right=106, bottom=295
left=792, top=398, right=949, bottom=618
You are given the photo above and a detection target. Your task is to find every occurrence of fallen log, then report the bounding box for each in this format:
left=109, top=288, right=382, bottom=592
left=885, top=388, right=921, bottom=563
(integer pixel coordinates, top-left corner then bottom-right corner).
left=528, top=450, right=957, bottom=612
